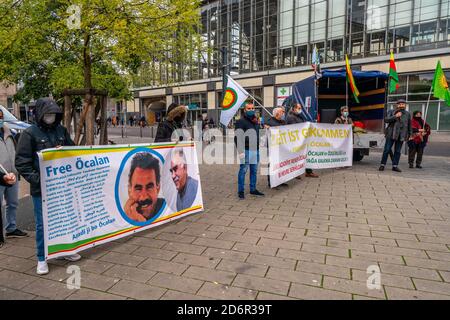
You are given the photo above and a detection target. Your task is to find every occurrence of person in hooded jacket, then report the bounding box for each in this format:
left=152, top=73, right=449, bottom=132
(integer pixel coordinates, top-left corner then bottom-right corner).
left=154, top=103, right=188, bottom=143
left=15, top=97, right=81, bottom=275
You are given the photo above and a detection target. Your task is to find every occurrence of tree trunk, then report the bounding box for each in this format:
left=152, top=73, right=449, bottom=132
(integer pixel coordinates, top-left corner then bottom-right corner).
left=99, top=95, right=108, bottom=145
left=63, top=94, right=72, bottom=135
left=74, top=33, right=95, bottom=146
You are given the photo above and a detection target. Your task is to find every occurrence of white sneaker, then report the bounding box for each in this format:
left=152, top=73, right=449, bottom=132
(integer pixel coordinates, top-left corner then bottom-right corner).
left=36, top=261, right=49, bottom=275
left=63, top=254, right=82, bottom=262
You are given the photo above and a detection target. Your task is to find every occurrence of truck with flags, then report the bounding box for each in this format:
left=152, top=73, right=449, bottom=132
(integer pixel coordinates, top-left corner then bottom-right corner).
left=285, top=68, right=389, bottom=162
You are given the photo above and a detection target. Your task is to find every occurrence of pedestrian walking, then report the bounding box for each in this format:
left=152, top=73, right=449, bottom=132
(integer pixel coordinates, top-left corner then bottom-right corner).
left=379, top=99, right=412, bottom=172
left=0, top=109, right=28, bottom=239
left=139, top=115, right=147, bottom=128
left=15, top=98, right=82, bottom=275
left=408, top=110, right=431, bottom=169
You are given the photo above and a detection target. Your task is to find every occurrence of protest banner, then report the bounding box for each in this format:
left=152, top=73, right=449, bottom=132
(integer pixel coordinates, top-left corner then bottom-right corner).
left=38, top=141, right=203, bottom=260
left=268, top=123, right=353, bottom=187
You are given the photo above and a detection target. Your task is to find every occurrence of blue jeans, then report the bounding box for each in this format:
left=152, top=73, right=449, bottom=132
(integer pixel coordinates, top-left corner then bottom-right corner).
left=32, top=196, right=45, bottom=262
left=0, top=182, right=19, bottom=232
left=238, top=150, right=259, bottom=193
left=381, top=137, right=404, bottom=167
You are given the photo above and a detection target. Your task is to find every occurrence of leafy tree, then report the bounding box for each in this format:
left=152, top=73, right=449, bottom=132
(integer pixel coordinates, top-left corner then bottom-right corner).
left=0, top=0, right=201, bottom=144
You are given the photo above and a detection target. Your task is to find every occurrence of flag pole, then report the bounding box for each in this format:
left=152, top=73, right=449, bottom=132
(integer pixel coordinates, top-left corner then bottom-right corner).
left=346, top=74, right=349, bottom=108
left=424, top=85, right=433, bottom=123
left=247, top=91, right=273, bottom=117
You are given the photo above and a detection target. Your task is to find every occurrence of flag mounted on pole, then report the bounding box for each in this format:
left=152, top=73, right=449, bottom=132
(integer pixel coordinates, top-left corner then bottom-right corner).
left=432, top=60, right=450, bottom=107
left=345, top=55, right=360, bottom=103
left=220, top=75, right=250, bottom=126
left=311, top=46, right=322, bottom=79
left=389, top=51, right=400, bottom=94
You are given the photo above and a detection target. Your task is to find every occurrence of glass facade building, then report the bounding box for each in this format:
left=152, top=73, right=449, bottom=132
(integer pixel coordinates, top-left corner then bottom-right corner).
left=180, top=0, right=450, bottom=79
left=134, top=0, right=450, bottom=130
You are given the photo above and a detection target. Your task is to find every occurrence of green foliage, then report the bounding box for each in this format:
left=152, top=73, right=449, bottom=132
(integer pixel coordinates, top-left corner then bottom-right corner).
left=0, top=0, right=201, bottom=102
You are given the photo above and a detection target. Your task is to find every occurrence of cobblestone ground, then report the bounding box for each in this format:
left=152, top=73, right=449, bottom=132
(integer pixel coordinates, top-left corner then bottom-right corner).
left=1, top=152, right=450, bottom=300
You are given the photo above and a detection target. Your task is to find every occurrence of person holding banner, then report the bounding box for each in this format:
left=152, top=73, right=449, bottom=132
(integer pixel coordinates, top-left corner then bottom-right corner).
left=379, top=99, right=411, bottom=172
left=266, top=107, right=286, bottom=127
left=15, top=97, right=81, bottom=275
left=286, top=103, right=319, bottom=178
left=235, top=101, right=265, bottom=199
left=335, top=106, right=354, bottom=126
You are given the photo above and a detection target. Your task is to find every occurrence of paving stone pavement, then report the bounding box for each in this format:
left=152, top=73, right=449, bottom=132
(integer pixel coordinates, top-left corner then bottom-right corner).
left=1, top=152, right=450, bottom=300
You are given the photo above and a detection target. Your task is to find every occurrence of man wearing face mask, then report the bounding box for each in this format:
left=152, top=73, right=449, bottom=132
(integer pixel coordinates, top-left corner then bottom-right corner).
left=267, top=107, right=286, bottom=127
left=15, top=97, right=79, bottom=275
left=154, top=103, right=188, bottom=143
left=234, top=101, right=265, bottom=199
left=379, top=99, right=412, bottom=172
left=335, top=106, right=354, bottom=126
left=286, top=103, right=319, bottom=178
left=0, top=110, right=28, bottom=239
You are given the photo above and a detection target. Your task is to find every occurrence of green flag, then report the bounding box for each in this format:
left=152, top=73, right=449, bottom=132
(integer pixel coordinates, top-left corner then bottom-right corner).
left=389, top=51, right=399, bottom=94
left=432, top=61, right=450, bottom=106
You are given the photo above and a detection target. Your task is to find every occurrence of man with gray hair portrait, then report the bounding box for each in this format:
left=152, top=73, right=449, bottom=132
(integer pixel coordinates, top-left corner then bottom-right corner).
left=170, top=148, right=199, bottom=211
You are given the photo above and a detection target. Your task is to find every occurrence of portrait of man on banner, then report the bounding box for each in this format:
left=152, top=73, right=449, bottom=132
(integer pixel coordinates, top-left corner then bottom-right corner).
left=170, top=148, right=199, bottom=212
left=124, top=152, right=165, bottom=223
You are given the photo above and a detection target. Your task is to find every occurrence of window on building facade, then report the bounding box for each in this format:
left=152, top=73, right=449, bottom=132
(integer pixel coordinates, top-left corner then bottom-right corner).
left=135, top=0, right=450, bottom=88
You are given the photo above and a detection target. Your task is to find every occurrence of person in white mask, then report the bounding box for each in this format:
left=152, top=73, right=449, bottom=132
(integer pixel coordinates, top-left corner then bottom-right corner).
left=15, top=97, right=80, bottom=275
left=335, top=106, right=354, bottom=126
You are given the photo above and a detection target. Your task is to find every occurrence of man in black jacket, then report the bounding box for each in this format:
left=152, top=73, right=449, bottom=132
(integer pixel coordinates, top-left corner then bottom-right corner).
left=379, top=99, right=412, bottom=172
left=154, top=103, right=188, bottom=143
left=234, top=101, right=264, bottom=199
left=286, top=103, right=319, bottom=178
left=15, top=97, right=81, bottom=275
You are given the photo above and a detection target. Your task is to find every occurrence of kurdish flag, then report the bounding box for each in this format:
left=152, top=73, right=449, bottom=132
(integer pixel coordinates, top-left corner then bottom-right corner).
left=220, top=75, right=250, bottom=126
left=389, top=51, right=400, bottom=94
left=432, top=60, right=450, bottom=107
left=345, top=55, right=360, bottom=103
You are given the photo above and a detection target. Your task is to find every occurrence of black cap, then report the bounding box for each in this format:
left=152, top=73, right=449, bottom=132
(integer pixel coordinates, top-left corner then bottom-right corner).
left=396, top=99, right=406, bottom=104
